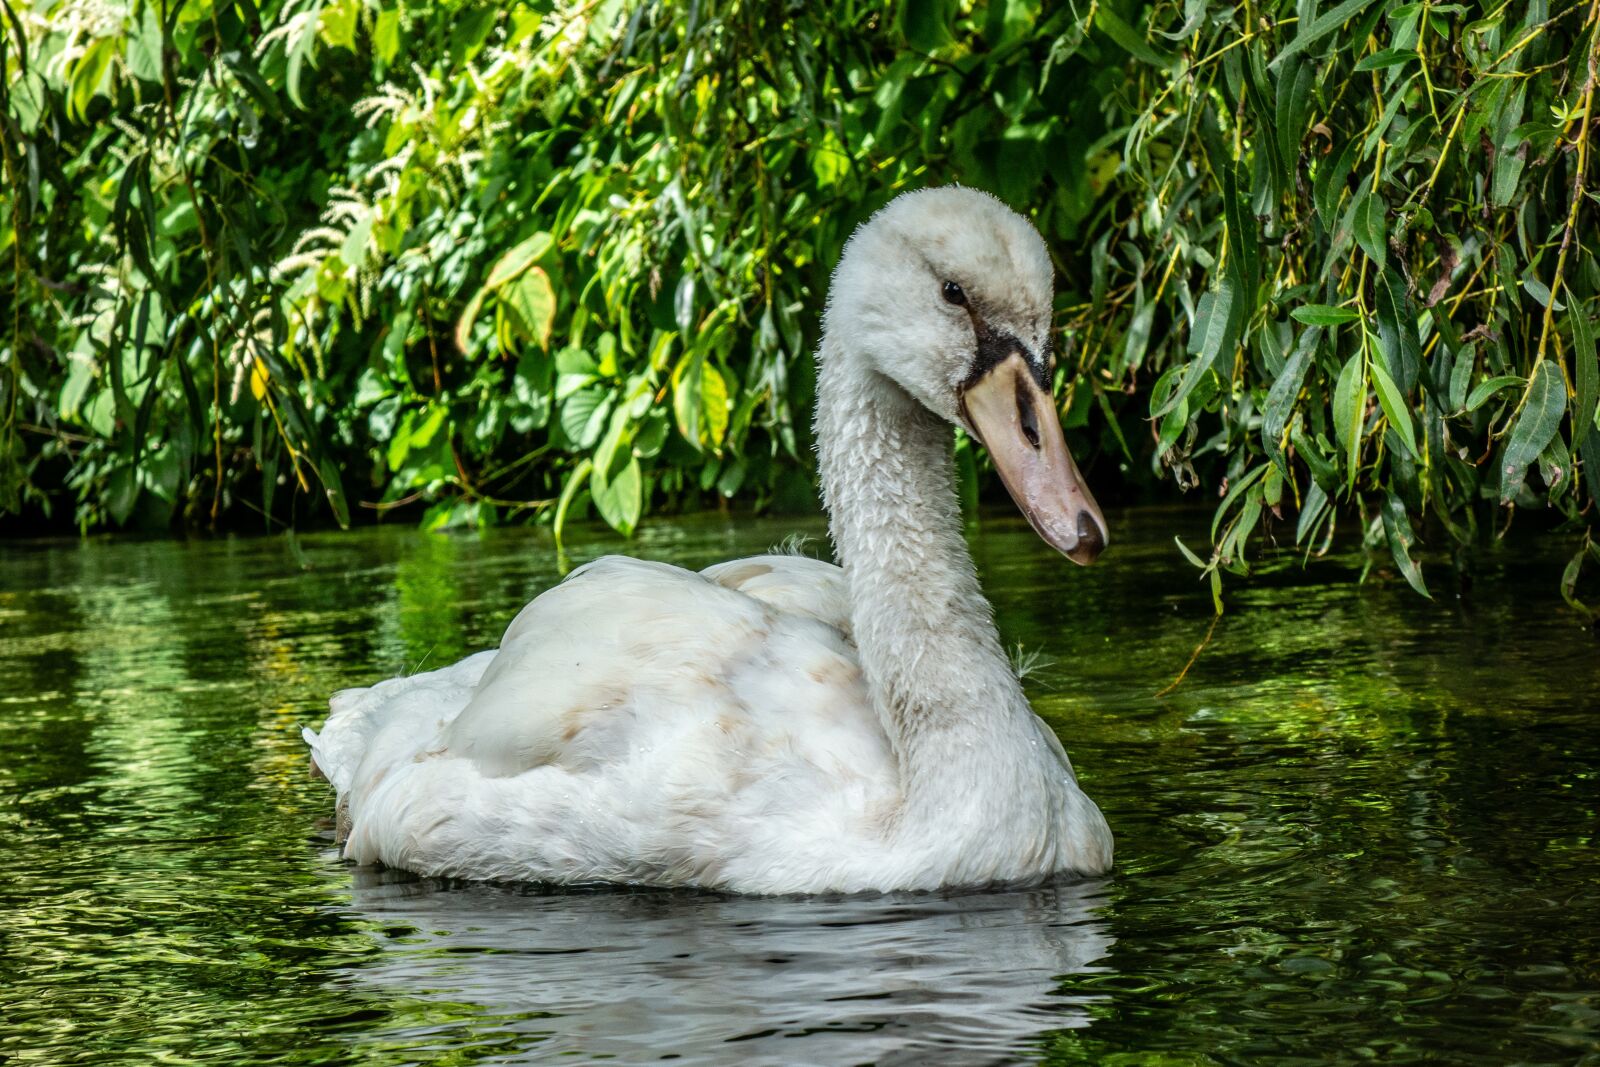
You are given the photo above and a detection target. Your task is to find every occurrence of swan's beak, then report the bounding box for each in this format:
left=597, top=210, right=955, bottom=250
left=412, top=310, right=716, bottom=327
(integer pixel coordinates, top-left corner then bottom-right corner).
left=958, top=351, right=1108, bottom=565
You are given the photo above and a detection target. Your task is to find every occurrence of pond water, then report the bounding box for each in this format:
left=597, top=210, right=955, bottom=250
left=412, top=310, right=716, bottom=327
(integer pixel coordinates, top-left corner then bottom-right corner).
left=1, top=510, right=1597, bottom=1065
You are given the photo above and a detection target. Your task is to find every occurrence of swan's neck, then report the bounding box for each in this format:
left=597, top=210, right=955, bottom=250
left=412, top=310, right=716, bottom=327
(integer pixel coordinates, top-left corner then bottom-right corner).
left=816, top=346, right=1060, bottom=845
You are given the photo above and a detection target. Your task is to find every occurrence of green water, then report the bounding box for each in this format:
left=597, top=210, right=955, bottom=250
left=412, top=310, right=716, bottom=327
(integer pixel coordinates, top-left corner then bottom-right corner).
left=2, top=511, right=1596, bottom=1065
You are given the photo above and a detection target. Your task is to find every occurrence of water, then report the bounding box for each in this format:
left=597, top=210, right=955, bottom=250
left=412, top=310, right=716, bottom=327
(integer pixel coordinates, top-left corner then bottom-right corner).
left=1, top=510, right=1597, bottom=1065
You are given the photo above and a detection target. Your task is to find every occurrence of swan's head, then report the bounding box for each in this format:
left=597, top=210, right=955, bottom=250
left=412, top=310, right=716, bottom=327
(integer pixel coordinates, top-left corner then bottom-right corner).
left=823, top=186, right=1108, bottom=564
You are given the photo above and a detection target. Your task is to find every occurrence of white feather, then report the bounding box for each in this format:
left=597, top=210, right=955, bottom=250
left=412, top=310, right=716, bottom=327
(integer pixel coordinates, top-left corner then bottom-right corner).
left=305, top=187, right=1113, bottom=893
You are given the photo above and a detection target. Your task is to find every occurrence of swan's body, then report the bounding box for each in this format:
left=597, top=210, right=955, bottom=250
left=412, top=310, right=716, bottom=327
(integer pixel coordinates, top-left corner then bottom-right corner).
left=306, top=187, right=1114, bottom=893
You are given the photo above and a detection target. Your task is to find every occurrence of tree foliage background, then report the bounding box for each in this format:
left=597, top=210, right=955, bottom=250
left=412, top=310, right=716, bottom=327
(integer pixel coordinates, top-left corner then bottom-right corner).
left=3, top=0, right=1599, bottom=607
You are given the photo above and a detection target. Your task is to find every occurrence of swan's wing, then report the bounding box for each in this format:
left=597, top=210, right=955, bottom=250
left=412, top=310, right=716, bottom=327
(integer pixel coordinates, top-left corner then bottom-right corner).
left=701, top=553, right=852, bottom=634
left=329, top=554, right=889, bottom=886
left=436, top=555, right=869, bottom=779
left=303, top=650, right=495, bottom=797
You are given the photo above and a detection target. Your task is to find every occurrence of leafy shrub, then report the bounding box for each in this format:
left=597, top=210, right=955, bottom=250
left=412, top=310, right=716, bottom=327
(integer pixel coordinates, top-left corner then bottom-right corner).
left=2, top=0, right=1598, bottom=606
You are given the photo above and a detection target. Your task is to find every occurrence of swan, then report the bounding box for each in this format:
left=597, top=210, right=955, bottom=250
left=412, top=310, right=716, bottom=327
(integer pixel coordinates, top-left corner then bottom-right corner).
left=304, top=186, right=1114, bottom=894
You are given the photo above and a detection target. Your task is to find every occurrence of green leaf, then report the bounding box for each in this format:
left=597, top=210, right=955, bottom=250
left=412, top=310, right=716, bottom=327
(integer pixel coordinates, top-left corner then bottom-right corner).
left=674, top=274, right=696, bottom=333
left=1500, top=360, right=1568, bottom=503
left=1373, top=266, right=1421, bottom=391
left=320, top=0, right=360, bottom=50
left=1354, top=48, right=1416, bottom=70
left=592, top=457, right=643, bottom=535
left=592, top=405, right=634, bottom=481
left=125, top=3, right=164, bottom=81
left=1212, top=465, right=1269, bottom=540
left=373, top=7, right=401, bottom=63
left=455, top=290, right=488, bottom=356
left=1275, top=56, right=1315, bottom=179
left=671, top=355, right=729, bottom=452
left=552, top=459, right=592, bottom=553
left=1490, top=83, right=1529, bottom=207
left=1448, top=344, right=1476, bottom=410
left=1521, top=275, right=1561, bottom=309
left=632, top=412, right=669, bottom=458
left=700, top=362, right=730, bottom=448
left=1560, top=542, right=1598, bottom=621
left=556, top=346, right=599, bottom=377
left=1315, top=136, right=1362, bottom=221
left=317, top=455, right=351, bottom=528
left=339, top=214, right=373, bottom=267
left=1094, top=6, right=1179, bottom=68
left=285, top=0, right=325, bottom=109
left=1370, top=360, right=1417, bottom=459
left=1582, top=434, right=1600, bottom=505
left=502, top=267, right=557, bottom=350
left=1333, top=353, right=1367, bottom=490
left=1157, top=0, right=1206, bottom=39
left=1351, top=188, right=1387, bottom=264
left=1173, top=535, right=1209, bottom=569
left=561, top=388, right=610, bottom=449
left=1296, top=481, right=1332, bottom=543
left=107, top=464, right=139, bottom=525
left=1264, top=326, right=1318, bottom=467
left=1157, top=278, right=1236, bottom=417
left=69, top=38, right=115, bottom=121
left=1381, top=492, right=1430, bottom=597
left=1570, top=299, right=1596, bottom=449
left=1292, top=305, right=1361, bottom=325
left=1465, top=375, right=1524, bottom=412
left=487, top=233, right=554, bottom=288
left=899, top=0, right=959, bottom=52
left=1269, top=0, right=1384, bottom=70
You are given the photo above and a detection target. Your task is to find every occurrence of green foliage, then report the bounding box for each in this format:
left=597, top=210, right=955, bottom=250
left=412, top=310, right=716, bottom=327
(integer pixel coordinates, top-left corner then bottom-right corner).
left=2, top=0, right=1599, bottom=601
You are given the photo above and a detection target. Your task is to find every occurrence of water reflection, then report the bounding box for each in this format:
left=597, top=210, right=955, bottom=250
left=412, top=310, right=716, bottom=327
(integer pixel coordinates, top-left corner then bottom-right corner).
left=1, top=513, right=1597, bottom=1065
left=336, top=869, right=1113, bottom=1064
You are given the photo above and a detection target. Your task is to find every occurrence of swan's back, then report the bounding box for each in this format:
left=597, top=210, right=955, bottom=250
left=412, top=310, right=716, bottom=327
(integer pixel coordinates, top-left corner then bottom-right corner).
left=305, top=554, right=899, bottom=891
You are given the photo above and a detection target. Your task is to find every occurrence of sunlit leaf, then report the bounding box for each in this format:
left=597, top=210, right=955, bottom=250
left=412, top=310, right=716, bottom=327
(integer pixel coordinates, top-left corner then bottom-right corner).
left=1500, top=361, right=1567, bottom=503
left=486, top=233, right=554, bottom=289
left=1333, top=353, right=1367, bottom=490
left=592, top=457, right=643, bottom=535
left=1093, top=6, right=1178, bottom=68
left=1292, top=305, right=1360, bottom=325
left=1465, top=375, right=1524, bottom=412
left=1353, top=49, right=1416, bottom=71
left=1156, top=278, right=1235, bottom=417
left=1370, top=360, right=1417, bottom=459
left=502, top=267, right=557, bottom=350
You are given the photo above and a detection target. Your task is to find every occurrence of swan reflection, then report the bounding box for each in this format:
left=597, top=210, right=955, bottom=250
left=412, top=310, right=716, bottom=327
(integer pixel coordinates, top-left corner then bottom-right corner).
left=333, top=868, right=1116, bottom=1064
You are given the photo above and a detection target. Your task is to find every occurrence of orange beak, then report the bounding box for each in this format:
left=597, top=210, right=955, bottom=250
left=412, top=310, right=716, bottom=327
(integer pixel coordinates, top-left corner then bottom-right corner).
left=959, top=352, right=1108, bottom=565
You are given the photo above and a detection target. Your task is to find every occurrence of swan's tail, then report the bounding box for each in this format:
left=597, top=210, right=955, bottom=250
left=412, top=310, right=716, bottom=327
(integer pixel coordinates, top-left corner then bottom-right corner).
left=303, top=650, right=497, bottom=844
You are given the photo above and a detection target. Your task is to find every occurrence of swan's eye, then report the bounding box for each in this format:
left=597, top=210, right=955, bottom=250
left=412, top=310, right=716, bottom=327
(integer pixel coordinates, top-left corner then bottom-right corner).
left=941, top=281, right=967, bottom=307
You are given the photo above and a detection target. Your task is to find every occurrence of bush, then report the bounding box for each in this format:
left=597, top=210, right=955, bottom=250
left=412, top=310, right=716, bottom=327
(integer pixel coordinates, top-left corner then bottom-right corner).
left=2, top=0, right=1598, bottom=606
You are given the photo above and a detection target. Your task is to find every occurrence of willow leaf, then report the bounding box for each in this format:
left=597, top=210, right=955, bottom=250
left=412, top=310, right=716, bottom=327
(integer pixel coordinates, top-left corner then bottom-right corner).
left=1333, top=353, right=1367, bottom=490
left=1573, top=299, right=1596, bottom=450
left=1500, top=361, right=1567, bottom=503
left=1157, top=278, right=1236, bottom=417
left=1465, top=375, right=1524, bottom=412
left=1381, top=492, right=1430, bottom=597
left=1269, top=0, right=1384, bottom=70
left=1371, top=360, right=1417, bottom=459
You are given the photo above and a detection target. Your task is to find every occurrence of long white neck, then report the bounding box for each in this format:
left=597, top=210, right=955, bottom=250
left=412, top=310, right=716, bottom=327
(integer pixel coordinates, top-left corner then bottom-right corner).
left=815, top=340, right=1073, bottom=873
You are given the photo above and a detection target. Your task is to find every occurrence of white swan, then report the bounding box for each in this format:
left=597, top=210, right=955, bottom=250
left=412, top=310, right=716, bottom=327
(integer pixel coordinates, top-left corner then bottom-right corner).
left=305, top=187, right=1113, bottom=894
